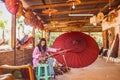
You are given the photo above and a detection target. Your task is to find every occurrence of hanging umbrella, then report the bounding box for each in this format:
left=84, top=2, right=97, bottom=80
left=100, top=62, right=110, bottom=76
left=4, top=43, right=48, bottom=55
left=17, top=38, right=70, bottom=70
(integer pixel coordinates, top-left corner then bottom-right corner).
left=5, top=0, right=19, bottom=14
left=52, top=32, right=99, bottom=68
left=16, top=1, right=23, bottom=18
left=42, top=8, right=58, bottom=16
left=37, top=20, right=44, bottom=30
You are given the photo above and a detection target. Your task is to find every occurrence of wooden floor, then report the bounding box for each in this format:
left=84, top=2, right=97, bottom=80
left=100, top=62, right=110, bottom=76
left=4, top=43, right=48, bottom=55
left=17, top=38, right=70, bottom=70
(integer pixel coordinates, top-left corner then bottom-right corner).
left=56, top=57, right=120, bottom=80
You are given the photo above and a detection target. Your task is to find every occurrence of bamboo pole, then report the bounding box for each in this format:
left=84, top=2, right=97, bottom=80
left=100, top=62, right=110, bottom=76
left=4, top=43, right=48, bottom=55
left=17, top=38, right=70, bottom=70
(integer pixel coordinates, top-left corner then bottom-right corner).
left=32, top=27, right=35, bottom=48
left=11, top=14, right=16, bottom=65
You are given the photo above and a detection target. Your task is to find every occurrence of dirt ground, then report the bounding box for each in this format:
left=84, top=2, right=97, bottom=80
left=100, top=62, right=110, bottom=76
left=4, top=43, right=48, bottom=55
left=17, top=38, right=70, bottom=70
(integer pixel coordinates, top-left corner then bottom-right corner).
left=56, top=57, right=120, bottom=80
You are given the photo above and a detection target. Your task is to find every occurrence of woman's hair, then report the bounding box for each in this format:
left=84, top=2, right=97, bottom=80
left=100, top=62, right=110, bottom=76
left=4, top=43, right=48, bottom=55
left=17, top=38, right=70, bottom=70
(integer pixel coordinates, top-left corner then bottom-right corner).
left=37, top=38, right=47, bottom=52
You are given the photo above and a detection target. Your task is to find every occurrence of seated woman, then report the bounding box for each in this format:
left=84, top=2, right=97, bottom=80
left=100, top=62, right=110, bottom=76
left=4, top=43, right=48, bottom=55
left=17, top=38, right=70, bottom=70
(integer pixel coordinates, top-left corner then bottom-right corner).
left=32, top=38, right=60, bottom=68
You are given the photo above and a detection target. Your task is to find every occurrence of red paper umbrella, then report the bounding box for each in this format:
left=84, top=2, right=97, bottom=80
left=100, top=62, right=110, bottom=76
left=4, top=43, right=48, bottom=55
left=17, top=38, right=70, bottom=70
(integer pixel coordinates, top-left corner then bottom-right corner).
left=37, top=20, right=44, bottom=30
left=0, top=41, right=4, bottom=46
left=5, top=0, right=19, bottom=14
left=52, top=32, right=99, bottom=68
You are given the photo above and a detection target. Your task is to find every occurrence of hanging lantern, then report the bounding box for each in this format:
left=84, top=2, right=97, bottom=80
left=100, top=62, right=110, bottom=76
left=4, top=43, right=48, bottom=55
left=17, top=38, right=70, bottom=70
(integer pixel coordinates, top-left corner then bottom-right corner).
left=90, top=15, right=97, bottom=26
left=97, top=12, right=104, bottom=23
left=102, top=18, right=110, bottom=30
left=67, top=0, right=81, bottom=5
left=67, top=0, right=81, bottom=9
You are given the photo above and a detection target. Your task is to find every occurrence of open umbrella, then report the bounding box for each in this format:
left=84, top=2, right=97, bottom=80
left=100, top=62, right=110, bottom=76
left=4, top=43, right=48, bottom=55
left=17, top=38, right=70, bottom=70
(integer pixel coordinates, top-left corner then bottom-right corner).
left=52, top=32, right=99, bottom=68
left=5, top=0, right=19, bottom=14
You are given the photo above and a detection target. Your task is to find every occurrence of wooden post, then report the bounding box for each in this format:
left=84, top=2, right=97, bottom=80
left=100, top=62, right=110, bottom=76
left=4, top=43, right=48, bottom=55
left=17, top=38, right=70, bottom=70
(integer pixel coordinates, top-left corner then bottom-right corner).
left=42, top=30, right=46, bottom=38
left=11, top=15, right=16, bottom=65
left=102, top=30, right=108, bottom=49
left=45, top=30, right=50, bottom=44
left=32, top=27, right=35, bottom=48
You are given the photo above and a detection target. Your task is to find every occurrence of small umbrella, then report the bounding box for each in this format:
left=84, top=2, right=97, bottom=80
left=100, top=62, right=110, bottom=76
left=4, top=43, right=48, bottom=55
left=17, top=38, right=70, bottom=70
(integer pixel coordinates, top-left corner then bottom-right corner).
left=42, top=8, right=58, bottom=16
left=5, top=0, right=19, bottom=14
left=52, top=32, right=99, bottom=68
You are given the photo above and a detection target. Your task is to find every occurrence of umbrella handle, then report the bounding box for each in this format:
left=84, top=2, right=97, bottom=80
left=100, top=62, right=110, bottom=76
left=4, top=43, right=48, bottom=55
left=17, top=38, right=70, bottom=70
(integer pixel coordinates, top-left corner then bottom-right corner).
left=62, top=53, right=69, bottom=71
left=62, top=54, right=67, bottom=66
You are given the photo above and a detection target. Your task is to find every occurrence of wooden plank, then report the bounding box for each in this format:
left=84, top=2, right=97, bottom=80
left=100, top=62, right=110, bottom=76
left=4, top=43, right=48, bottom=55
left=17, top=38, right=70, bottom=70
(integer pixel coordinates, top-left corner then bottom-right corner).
left=39, top=8, right=100, bottom=16
left=48, top=17, right=90, bottom=21
left=48, top=19, right=89, bottom=23
left=27, top=0, right=109, bottom=10
left=45, top=26, right=102, bottom=32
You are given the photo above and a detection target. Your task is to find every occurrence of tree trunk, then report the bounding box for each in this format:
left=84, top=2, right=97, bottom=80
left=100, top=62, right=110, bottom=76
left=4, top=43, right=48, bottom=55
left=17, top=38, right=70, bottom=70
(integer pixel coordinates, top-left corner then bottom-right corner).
left=2, top=29, right=5, bottom=42
left=18, top=28, right=20, bottom=39
left=22, top=26, right=25, bottom=36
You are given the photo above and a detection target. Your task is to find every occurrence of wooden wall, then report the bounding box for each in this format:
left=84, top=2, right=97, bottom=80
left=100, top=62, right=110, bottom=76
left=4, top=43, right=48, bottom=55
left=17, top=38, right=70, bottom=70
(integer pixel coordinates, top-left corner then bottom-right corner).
left=0, top=49, right=33, bottom=66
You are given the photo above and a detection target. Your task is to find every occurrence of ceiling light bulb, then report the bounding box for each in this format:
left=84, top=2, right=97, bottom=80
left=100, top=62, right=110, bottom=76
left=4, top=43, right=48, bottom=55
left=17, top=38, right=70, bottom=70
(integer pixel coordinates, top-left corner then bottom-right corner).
left=49, top=12, right=51, bottom=16
left=72, top=2, right=75, bottom=9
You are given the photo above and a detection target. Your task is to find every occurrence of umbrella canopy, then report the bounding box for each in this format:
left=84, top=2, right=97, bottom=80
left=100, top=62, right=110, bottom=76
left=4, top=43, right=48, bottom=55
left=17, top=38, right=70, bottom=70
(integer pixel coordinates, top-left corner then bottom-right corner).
left=52, top=32, right=99, bottom=68
left=5, top=0, right=19, bottom=14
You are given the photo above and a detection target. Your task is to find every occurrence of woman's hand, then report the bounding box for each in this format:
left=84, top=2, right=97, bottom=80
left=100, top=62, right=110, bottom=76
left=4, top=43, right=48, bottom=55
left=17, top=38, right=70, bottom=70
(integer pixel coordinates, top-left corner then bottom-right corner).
left=57, top=48, right=62, bottom=51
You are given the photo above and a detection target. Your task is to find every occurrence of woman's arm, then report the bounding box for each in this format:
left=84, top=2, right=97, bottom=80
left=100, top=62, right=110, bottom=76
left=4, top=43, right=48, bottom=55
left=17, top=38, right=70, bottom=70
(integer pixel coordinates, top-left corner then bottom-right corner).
left=32, top=47, right=40, bottom=58
left=47, top=47, right=57, bottom=53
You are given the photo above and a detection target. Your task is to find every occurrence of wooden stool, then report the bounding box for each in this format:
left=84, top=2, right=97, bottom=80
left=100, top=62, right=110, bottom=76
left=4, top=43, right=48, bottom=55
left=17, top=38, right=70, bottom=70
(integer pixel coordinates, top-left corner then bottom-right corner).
left=36, top=63, right=50, bottom=80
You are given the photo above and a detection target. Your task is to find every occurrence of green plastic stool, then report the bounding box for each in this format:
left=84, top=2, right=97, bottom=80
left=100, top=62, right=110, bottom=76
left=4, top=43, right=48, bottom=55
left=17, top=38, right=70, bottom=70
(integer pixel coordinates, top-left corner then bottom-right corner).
left=36, top=63, right=51, bottom=80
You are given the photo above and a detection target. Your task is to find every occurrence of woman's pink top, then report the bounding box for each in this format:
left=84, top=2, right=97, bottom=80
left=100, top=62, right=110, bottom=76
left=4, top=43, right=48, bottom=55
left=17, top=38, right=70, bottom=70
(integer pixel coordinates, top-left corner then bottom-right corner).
left=32, top=47, right=57, bottom=67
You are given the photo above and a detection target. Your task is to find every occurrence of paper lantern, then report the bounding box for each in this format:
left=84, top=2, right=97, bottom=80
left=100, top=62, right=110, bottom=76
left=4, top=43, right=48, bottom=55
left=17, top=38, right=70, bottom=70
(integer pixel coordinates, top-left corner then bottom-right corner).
left=97, top=12, right=104, bottom=23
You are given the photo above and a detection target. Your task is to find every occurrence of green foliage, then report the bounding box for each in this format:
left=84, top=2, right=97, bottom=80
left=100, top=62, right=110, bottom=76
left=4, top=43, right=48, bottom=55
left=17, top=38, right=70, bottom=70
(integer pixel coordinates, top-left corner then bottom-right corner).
left=16, top=17, right=25, bottom=30
left=89, top=32, right=103, bottom=47
left=35, top=30, right=42, bottom=38
left=0, top=20, right=7, bottom=29
left=16, top=17, right=24, bottom=25
left=0, top=11, right=3, bottom=15
left=48, top=32, right=64, bottom=47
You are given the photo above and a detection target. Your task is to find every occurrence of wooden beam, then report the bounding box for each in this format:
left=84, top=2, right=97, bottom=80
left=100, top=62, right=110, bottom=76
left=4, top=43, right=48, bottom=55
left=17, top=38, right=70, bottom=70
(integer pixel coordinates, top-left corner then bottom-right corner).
left=27, top=1, right=108, bottom=10
left=101, top=0, right=115, bottom=11
left=48, top=17, right=90, bottom=21
left=49, top=19, right=89, bottom=23
left=47, top=26, right=102, bottom=32
left=61, top=20, right=89, bottom=23
left=39, top=8, right=100, bottom=16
